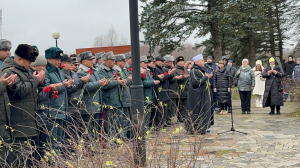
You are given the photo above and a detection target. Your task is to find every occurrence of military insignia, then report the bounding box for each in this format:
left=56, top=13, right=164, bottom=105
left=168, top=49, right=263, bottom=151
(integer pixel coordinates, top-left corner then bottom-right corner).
left=60, top=53, right=63, bottom=56
left=78, top=69, right=82, bottom=72
left=102, top=68, right=105, bottom=69
left=9, top=67, right=15, bottom=69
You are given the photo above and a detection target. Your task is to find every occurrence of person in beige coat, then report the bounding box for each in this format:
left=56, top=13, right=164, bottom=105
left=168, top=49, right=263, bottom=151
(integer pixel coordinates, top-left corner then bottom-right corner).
left=253, top=60, right=266, bottom=107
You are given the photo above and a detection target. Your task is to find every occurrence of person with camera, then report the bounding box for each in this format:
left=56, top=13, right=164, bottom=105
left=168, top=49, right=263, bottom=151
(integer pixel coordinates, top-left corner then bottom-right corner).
left=235, top=59, right=255, bottom=114
left=253, top=60, right=266, bottom=108
left=262, top=57, right=285, bottom=115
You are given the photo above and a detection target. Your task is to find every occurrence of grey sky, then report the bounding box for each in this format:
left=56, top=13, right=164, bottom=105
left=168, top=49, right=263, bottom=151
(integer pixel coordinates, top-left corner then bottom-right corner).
left=1, top=0, right=144, bottom=54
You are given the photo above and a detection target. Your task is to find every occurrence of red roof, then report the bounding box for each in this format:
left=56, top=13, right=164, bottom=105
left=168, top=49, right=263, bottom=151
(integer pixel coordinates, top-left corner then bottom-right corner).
left=76, top=45, right=131, bottom=55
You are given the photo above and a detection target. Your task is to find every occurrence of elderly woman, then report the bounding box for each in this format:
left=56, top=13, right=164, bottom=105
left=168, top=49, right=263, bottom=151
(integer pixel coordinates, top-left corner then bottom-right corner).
left=253, top=60, right=266, bottom=107
left=262, top=57, right=285, bottom=115
left=213, top=60, right=232, bottom=114
left=184, top=61, right=194, bottom=72
left=235, top=59, right=255, bottom=114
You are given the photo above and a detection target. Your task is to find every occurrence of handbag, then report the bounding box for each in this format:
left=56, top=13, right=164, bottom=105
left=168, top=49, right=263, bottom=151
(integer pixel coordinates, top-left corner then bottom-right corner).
left=275, top=77, right=283, bottom=92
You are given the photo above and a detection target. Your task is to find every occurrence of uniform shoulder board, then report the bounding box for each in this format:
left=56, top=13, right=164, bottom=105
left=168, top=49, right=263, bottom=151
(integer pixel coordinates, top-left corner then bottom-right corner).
left=102, top=67, right=105, bottom=69
left=9, top=67, right=15, bottom=69
left=77, top=69, right=82, bottom=72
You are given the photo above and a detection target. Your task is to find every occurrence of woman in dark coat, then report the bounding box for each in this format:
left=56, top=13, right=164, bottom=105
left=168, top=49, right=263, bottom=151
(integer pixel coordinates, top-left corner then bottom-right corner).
left=262, top=57, right=285, bottom=114
left=186, top=54, right=213, bottom=134
left=213, top=60, right=232, bottom=115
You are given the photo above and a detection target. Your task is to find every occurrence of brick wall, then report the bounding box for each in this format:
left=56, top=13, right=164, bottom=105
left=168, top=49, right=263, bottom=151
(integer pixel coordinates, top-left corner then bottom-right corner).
left=76, top=45, right=131, bottom=55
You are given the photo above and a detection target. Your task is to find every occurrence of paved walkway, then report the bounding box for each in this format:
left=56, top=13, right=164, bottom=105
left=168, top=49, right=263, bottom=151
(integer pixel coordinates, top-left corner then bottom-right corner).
left=175, top=100, right=300, bottom=167
left=145, top=99, right=300, bottom=168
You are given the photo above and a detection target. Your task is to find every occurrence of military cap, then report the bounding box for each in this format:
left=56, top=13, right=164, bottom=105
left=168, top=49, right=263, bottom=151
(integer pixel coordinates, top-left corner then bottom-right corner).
left=32, top=45, right=39, bottom=53
left=155, top=55, right=165, bottom=61
left=140, top=55, right=149, bottom=63
left=70, top=54, right=77, bottom=58
left=15, top=44, right=39, bottom=62
left=164, top=55, right=174, bottom=62
left=0, top=39, right=12, bottom=51
left=45, top=47, right=64, bottom=59
left=61, top=54, right=73, bottom=62
left=95, top=52, right=105, bottom=60
left=176, top=56, right=184, bottom=63
left=147, top=56, right=155, bottom=62
left=115, top=54, right=126, bottom=62
left=102, top=51, right=115, bottom=61
left=78, top=51, right=94, bottom=62
left=125, top=52, right=131, bottom=59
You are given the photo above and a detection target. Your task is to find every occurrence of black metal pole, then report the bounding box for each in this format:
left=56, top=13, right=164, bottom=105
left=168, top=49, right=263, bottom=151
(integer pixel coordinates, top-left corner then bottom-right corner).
left=55, top=39, right=58, bottom=47
left=129, top=0, right=146, bottom=166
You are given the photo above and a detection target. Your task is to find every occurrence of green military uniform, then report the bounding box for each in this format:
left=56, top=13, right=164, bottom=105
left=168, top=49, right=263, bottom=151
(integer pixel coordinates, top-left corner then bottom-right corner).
left=44, top=47, right=68, bottom=153
left=98, top=52, right=122, bottom=141
left=77, top=51, right=103, bottom=139
left=1, top=44, right=39, bottom=167
left=113, top=54, right=132, bottom=139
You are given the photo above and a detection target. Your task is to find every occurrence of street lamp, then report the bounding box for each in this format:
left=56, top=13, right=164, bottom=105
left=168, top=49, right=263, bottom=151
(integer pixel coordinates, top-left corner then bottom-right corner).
left=52, top=31, right=60, bottom=47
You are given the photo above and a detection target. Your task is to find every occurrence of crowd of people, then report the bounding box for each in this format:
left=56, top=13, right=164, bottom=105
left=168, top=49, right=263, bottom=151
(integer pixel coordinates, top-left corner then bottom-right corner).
left=0, top=38, right=298, bottom=167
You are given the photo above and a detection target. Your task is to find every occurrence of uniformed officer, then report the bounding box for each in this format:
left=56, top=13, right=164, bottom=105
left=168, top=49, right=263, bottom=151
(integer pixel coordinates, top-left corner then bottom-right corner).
left=70, top=54, right=79, bottom=72
left=140, top=56, right=160, bottom=129
left=174, top=56, right=189, bottom=123
left=98, top=52, right=126, bottom=144
left=163, top=55, right=179, bottom=125
left=77, top=51, right=107, bottom=140
left=153, top=55, right=175, bottom=130
left=1, top=44, right=44, bottom=167
left=125, top=52, right=132, bottom=69
left=95, top=52, right=105, bottom=68
left=113, top=54, right=132, bottom=139
left=44, top=47, right=73, bottom=154
left=0, top=39, right=12, bottom=67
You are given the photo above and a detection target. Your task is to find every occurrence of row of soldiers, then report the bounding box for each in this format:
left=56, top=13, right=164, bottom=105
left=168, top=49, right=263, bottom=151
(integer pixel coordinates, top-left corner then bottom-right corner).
left=0, top=39, right=196, bottom=167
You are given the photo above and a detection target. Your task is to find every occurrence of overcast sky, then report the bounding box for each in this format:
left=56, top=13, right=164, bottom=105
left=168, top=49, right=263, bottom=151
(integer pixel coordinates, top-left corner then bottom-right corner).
left=0, top=0, right=295, bottom=56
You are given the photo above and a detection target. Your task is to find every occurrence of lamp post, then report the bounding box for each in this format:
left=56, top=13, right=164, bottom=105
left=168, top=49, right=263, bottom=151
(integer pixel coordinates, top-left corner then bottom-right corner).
left=129, top=0, right=146, bottom=166
left=52, top=31, right=60, bottom=47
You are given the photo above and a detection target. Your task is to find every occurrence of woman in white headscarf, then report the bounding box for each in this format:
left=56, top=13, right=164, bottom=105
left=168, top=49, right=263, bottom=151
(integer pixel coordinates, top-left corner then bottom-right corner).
left=252, top=60, right=266, bottom=107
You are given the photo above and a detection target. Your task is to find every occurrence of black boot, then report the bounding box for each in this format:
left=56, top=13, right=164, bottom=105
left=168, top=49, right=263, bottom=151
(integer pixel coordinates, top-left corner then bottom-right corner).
left=242, top=111, right=246, bottom=114
left=269, top=106, right=275, bottom=115
left=247, top=111, right=251, bottom=114
left=276, top=106, right=281, bottom=115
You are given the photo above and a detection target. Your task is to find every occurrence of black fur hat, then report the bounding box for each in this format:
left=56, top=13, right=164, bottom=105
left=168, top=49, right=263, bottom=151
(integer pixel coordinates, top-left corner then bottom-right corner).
left=15, top=44, right=39, bottom=62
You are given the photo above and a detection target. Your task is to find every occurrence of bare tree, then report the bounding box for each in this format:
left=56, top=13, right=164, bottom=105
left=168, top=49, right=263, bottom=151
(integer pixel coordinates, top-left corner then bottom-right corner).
left=105, top=25, right=119, bottom=46
left=119, top=34, right=128, bottom=46
left=93, top=34, right=105, bottom=47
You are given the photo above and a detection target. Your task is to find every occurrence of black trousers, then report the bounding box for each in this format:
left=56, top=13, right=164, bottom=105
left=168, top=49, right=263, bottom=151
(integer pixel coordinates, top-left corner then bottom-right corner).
left=220, top=103, right=228, bottom=110
left=239, top=91, right=252, bottom=112
left=270, top=105, right=280, bottom=112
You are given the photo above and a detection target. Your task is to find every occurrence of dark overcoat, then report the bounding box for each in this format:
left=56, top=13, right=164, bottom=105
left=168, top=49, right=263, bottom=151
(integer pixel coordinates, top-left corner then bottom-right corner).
left=262, top=63, right=285, bottom=107
left=186, top=64, right=213, bottom=133
left=213, top=68, right=232, bottom=104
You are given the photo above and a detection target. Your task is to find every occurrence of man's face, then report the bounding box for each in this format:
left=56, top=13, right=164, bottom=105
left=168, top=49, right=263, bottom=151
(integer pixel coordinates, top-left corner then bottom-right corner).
left=97, top=58, right=103, bottom=65
left=47, top=58, right=61, bottom=68
left=72, top=64, right=79, bottom=71
left=0, top=49, right=11, bottom=61
left=62, top=61, right=73, bottom=71
left=31, top=65, right=46, bottom=72
left=105, top=59, right=115, bottom=69
left=148, top=61, right=156, bottom=68
left=207, top=58, right=212, bottom=63
left=116, top=60, right=126, bottom=68
left=92, top=58, right=96, bottom=65
left=165, top=61, right=173, bottom=67
left=196, top=59, right=204, bottom=67
left=155, top=60, right=164, bottom=67
left=17, top=57, right=31, bottom=70
left=297, top=60, right=300, bottom=64
left=127, top=58, right=132, bottom=65
left=228, top=62, right=232, bottom=65
left=289, top=57, right=293, bottom=62
left=82, top=59, right=94, bottom=68
left=177, top=61, right=184, bottom=67
left=223, top=59, right=228, bottom=64
left=140, top=62, right=148, bottom=69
